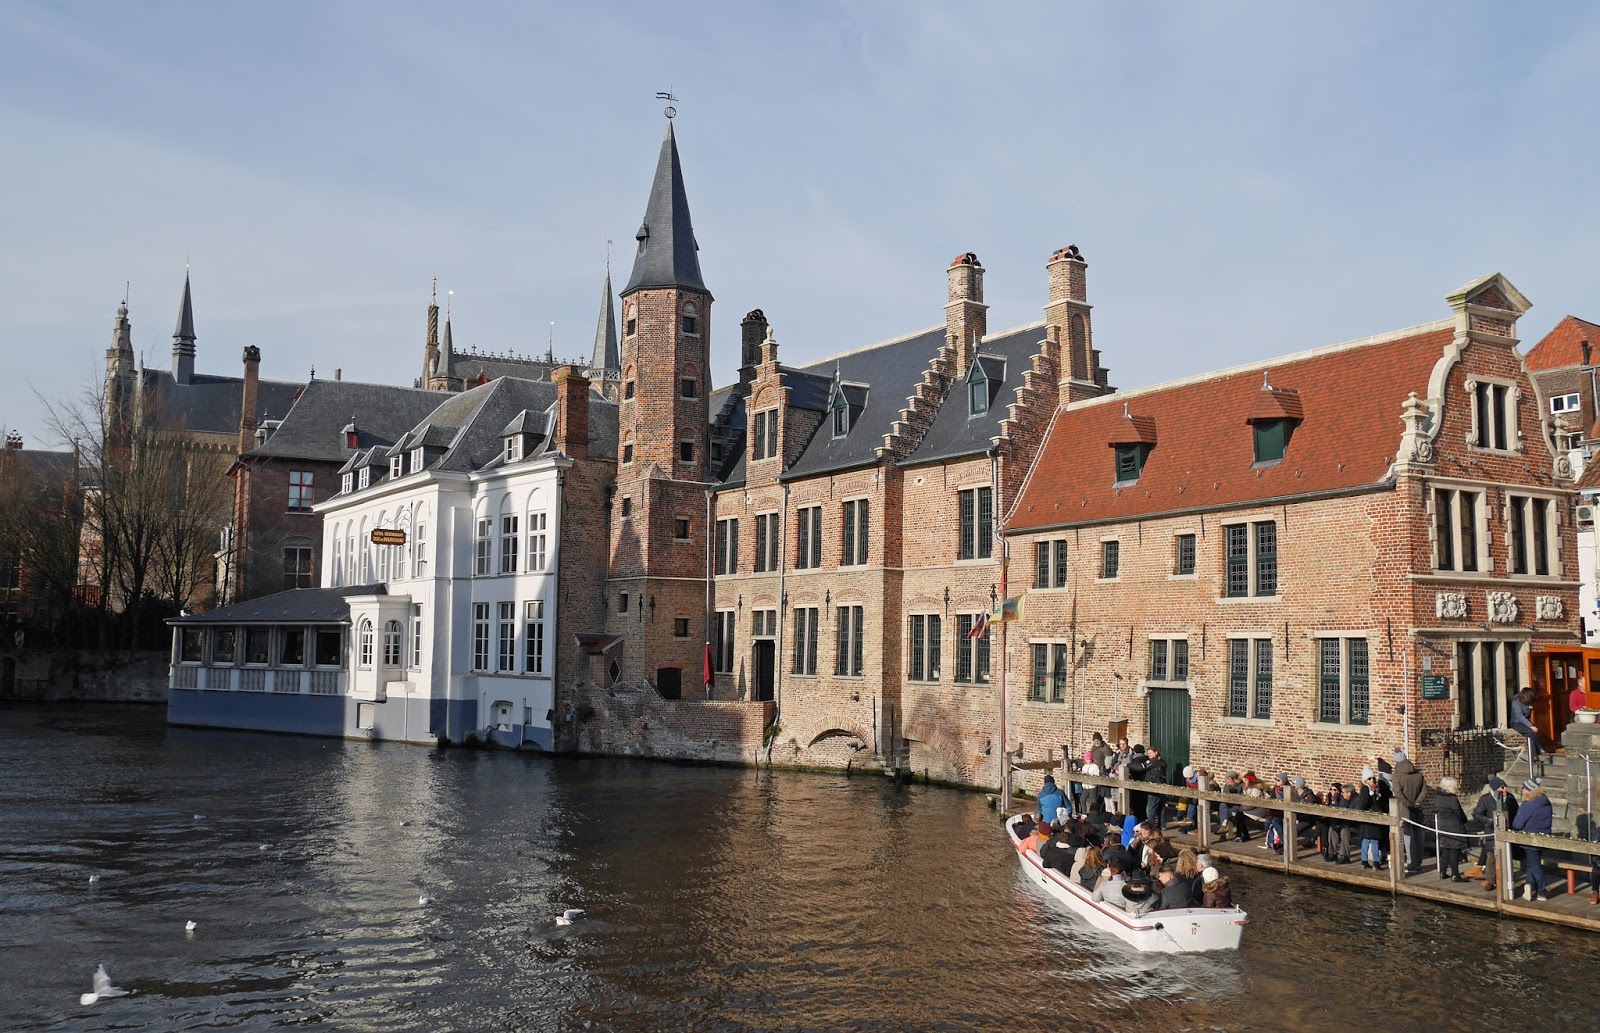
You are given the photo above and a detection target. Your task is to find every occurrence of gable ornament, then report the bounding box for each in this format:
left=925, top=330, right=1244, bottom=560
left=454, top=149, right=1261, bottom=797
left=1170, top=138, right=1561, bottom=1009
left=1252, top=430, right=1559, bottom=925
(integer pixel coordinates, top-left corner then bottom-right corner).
left=1486, top=591, right=1519, bottom=624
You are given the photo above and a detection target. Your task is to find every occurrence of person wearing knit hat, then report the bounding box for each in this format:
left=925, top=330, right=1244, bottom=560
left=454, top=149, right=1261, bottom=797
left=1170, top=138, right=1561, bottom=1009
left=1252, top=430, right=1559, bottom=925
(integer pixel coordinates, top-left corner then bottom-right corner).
left=1512, top=777, right=1553, bottom=900
left=1469, top=777, right=1518, bottom=891
left=1202, top=865, right=1233, bottom=908
left=1391, top=748, right=1427, bottom=875
left=1361, top=764, right=1375, bottom=782
left=1358, top=767, right=1391, bottom=870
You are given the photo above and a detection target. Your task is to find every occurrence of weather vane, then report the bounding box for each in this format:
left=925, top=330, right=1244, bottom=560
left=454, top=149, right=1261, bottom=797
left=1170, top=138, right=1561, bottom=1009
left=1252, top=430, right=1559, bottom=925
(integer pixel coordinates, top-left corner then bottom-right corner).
left=656, top=90, right=677, bottom=119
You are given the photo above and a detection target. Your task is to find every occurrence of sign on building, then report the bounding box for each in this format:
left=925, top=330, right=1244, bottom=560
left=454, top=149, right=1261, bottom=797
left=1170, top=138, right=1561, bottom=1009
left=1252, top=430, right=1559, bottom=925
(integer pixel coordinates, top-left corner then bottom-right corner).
left=370, top=528, right=407, bottom=546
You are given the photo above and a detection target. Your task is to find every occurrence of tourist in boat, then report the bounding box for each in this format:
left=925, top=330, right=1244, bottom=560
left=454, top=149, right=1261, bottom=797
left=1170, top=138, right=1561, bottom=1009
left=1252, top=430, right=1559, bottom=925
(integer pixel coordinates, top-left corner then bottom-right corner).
left=1510, top=689, right=1546, bottom=766
left=1175, top=848, right=1203, bottom=905
left=1431, top=776, right=1471, bottom=882
left=1037, top=776, right=1067, bottom=827
left=1021, top=819, right=1054, bottom=856
left=1119, top=869, right=1159, bottom=917
left=1040, top=825, right=1078, bottom=871
left=1073, top=845, right=1104, bottom=889
left=1392, top=750, right=1427, bottom=875
left=1358, top=767, right=1391, bottom=870
left=1140, top=826, right=1177, bottom=873
left=1469, top=776, right=1516, bottom=892
left=1120, top=813, right=1140, bottom=849
left=1089, top=859, right=1127, bottom=904
left=1512, top=778, right=1553, bottom=901
left=1201, top=867, right=1232, bottom=908
left=1154, top=864, right=1192, bottom=910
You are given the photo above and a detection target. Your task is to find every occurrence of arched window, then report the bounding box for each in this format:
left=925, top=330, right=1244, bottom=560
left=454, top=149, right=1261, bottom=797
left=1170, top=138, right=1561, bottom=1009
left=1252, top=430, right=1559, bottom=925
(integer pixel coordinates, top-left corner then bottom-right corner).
left=359, top=519, right=370, bottom=582
left=413, top=503, right=429, bottom=578
left=376, top=512, right=391, bottom=582
left=332, top=530, right=344, bottom=588
left=358, top=619, right=374, bottom=668
left=382, top=620, right=402, bottom=666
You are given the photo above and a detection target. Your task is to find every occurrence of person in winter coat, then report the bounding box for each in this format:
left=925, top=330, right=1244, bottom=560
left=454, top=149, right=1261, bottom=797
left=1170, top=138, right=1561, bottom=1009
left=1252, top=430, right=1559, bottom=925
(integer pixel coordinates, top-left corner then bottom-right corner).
left=1510, top=689, right=1546, bottom=765
left=1201, top=867, right=1233, bottom=908
left=1119, top=869, right=1159, bottom=917
left=1431, top=776, right=1471, bottom=881
left=1037, top=776, right=1067, bottom=827
left=1469, top=776, right=1516, bottom=891
left=1391, top=750, right=1427, bottom=874
left=1089, top=860, right=1127, bottom=903
left=1358, top=767, right=1391, bottom=869
left=1175, top=848, right=1204, bottom=906
left=1511, top=779, right=1553, bottom=901
left=1154, top=866, right=1192, bottom=911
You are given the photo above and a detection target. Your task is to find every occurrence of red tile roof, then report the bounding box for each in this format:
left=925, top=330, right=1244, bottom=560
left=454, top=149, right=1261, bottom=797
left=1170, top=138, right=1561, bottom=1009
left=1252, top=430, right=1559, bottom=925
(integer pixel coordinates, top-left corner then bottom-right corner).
left=1008, top=322, right=1456, bottom=532
left=1524, top=315, right=1600, bottom=372
left=1576, top=456, right=1600, bottom=492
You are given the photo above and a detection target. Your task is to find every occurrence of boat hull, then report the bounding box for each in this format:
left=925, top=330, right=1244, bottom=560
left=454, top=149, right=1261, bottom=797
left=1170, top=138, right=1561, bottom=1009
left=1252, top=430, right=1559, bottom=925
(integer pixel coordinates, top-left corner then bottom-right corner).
left=1008, top=817, right=1246, bottom=953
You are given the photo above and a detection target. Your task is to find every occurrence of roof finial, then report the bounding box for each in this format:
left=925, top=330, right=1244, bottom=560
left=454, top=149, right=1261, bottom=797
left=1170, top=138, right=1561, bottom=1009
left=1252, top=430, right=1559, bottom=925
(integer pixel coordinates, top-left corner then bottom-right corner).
left=656, top=89, right=678, bottom=119
left=1262, top=370, right=1273, bottom=391
left=604, top=236, right=612, bottom=275
left=446, top=289, right=453, bottom=320
left=310, top=365, right=316, bottom=380
left=547, top=322, right=555, bottom=363
left=432, top=277, right=437, bottom=305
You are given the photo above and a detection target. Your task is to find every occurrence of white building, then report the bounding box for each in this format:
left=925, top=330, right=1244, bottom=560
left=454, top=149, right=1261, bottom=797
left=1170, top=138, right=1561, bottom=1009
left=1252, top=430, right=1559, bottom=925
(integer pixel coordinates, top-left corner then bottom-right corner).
left=169, top=371, right=616, bottom=746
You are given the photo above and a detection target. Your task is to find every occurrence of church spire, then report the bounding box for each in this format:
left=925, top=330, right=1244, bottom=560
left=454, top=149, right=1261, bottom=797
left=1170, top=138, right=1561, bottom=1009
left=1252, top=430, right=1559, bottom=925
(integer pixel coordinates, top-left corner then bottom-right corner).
left=590, top=265, right=620, bottom=379
left=171, top=271, right=196, bottom=385
left=622, top=120, right=708, bottom=298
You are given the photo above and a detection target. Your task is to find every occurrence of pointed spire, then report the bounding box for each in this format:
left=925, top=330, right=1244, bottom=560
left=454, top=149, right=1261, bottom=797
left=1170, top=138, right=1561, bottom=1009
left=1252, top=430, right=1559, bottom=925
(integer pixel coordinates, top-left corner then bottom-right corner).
left=622, top=120, right=708, bottom=297
left=171, top=271, right=196, bottom=384
left=590, top=266, right=620, bottom=376
left=442, top=290, right=454, bottom=356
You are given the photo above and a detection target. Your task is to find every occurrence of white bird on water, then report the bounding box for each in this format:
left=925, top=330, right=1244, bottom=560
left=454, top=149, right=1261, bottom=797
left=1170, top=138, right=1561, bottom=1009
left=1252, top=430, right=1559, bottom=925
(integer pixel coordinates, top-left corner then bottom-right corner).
left=79, top=964, right=128, bottom=1006
left=185, top=921, right=197, bottom=933
left=555, top=909, right=584, bottom=926
left=417, top=895, right=432, bottom=906
left=87, top=875, right=99, bottom=885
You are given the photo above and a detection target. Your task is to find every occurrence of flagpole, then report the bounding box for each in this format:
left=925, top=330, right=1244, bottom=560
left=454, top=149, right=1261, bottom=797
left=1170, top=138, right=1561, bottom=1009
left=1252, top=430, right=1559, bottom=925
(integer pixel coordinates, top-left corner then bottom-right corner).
left=999, top=541, right=1010, bottom=811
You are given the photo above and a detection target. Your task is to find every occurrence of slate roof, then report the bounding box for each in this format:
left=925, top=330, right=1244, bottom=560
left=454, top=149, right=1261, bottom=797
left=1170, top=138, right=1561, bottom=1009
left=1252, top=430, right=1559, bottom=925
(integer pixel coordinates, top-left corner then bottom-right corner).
left=780, top=326, right=945, bottom=480
left=4, top=448, right=76, bottom=481
left=1008, top=320, right=1456, bottom=532
left=170, top=583, right=385, bottom=625
left=246, top=379, right=447, bottom=464
left=900, top=322, right=1046, bottom=469
left=622, top=121, right=708, bottom=297
left=141, top=369, right=304, bottom=437
left=446, top=351, right=574, bottom=386
left=1524, top=315, right=1600, bottom=372
left=591, top=270, right=620, bottom=375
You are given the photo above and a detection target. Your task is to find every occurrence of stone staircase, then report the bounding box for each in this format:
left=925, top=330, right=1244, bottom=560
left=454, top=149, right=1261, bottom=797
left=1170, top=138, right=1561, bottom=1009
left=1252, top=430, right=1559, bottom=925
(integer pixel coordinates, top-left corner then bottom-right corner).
left=1544, top=723, right=1600, bottom=837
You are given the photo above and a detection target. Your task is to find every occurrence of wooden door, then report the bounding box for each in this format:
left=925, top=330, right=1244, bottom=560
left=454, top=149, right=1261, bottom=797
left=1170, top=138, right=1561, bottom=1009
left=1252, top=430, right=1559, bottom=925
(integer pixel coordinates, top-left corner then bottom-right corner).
left=1146, top=688, right=1190, bottom=779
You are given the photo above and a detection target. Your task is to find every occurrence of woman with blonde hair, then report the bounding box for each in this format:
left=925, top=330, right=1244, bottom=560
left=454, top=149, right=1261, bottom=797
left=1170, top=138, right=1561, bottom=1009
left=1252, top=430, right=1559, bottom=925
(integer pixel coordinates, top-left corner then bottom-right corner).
left=1432, top=775, right=1470, bottom=882
left=1175, top=847, right=1203, bottom=906
left=1074, top=844, right=1104, bottom=889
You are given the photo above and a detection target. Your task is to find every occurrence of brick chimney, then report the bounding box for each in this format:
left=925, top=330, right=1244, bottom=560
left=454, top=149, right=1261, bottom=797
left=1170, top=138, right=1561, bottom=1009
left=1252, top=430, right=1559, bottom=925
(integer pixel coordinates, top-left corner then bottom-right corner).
left=1047, top=245, right=1108, bottom=404
left=739, top=309, right=768, bottom=394
left=4, top=431, right=22, bottom=450
left=947, top=252, right=987, bottom=373
left=552, top=365, right=590, bottom=460
left=238, top=345, right=261, bottom=454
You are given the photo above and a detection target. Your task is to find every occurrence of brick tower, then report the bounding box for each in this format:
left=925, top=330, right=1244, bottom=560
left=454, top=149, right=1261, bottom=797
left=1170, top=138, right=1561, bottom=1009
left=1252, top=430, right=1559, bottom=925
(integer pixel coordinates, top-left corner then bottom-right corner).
left=608, top=118, right=714, bottom=696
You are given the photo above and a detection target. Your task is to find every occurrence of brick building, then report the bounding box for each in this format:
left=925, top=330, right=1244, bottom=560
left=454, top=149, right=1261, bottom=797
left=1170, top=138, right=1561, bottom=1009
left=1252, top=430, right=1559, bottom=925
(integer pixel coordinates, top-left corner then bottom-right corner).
left=1004, top=273, right=1580, bottom=788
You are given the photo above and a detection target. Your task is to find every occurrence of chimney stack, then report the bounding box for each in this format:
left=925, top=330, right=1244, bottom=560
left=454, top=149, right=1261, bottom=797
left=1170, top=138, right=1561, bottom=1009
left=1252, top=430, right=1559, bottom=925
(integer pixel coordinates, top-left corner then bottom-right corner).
left=4, top=431, right=22, bottom=450
left=552, top=365, right=590, bottom=461
left=1046, top=245, right=1108, bottom=404
left=238, top=345, right=261, bottom=454
left=946, top=253, right=987, bottom=373
left=739, top=309, right=769, bottom=394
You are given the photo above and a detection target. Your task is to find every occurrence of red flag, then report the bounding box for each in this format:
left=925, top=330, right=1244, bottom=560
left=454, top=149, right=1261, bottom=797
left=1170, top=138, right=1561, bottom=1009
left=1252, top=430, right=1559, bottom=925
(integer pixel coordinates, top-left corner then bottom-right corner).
left=704, top=642, right=714, bottom=688
left=968, top=611, right=989, bottom=639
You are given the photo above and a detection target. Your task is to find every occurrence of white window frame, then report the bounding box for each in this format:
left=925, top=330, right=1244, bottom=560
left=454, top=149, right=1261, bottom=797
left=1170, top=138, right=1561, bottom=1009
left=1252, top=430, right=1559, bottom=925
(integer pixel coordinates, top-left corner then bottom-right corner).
left=472, top=603, right=490, bottom=672
left=413, top=522, right=428, bottom=578
left=527, top=511, right=548, bottom=572
left=382, top=620, right=402, bottom=667
left=358, top=467, right=370, bottom=490
left=1146, top=634, right=1190, bottom=685
left=358, top=619, right=374, bottom=669
left=410, top=604, right=423, bottom=669
left=1430, top=485, right=1488, bottom=574
left=410, top=448, right=424, bottom=473
left=1551, top=392, right=1581, bottom=415
left=1465, top=377, right=1521, bottom=453
left=474, top=517, right=492, bottom=577
left=1034, top=538, right=1068, bottom=589
left=497, top=601, right=516, bottom=672
left=525, top=600, right=545, bottom=674
left=390, top=456, right=403, bottom=479
left=500, top=514, right=519, bottom=574
left=341, top=473, right=353, bottom=494
left=1505, top=491, right=1560, bottom=577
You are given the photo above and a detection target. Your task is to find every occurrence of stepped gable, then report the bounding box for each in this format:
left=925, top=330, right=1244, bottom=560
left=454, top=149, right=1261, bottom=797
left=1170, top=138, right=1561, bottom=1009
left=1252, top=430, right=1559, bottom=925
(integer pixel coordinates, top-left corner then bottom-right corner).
left=778, top=326, right=944, bottom=480
left=901, top=321, right=1047, bottom=468
left=142, top=370, right=302, bottom=437
left=245, top=380, right=446, bottom=463
left=1009, top=320, right=1457, bottom=531
left=1524, top=315, right=1600, bottom=372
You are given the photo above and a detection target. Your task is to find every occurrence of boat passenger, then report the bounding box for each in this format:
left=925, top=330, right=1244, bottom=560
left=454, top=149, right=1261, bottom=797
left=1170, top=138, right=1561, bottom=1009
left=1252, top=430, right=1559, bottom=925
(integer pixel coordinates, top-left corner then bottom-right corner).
left=1119, top=869, right=1158, bottom=917
left=1201, top=866, right=1232, bottom=908
left=1120, top=814, right=1140, bottom=849
left=1040, top=827, right=1077, bottom=871
left=1175, top=848, right=1203, bottom=905
left=1022, top=820, right=1054, bottom=855
left=1071, top=845, right=1101, bottom=887
left=1089, top=859, right=1126, bottom=903
left=1037, top=776, right=1067, bottom=828
left=1154, top=865, right=1191, bottom=911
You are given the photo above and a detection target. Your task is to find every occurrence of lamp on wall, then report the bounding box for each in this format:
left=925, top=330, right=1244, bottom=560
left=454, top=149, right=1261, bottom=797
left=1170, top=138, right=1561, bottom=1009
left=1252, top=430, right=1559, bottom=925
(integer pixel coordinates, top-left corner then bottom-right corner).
left=648, top=595, right=656, bottom=620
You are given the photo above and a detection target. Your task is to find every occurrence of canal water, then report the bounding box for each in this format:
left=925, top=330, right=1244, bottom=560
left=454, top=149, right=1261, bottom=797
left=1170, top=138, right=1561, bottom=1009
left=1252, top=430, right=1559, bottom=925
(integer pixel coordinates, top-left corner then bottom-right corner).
left=2, top=705, right=1595, bottom=1032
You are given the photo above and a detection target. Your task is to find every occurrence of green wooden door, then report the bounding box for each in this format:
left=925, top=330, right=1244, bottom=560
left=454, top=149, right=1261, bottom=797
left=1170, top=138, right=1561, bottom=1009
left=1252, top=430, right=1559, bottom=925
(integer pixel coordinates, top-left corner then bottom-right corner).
left=1146, top=688, right=1191, bottom=778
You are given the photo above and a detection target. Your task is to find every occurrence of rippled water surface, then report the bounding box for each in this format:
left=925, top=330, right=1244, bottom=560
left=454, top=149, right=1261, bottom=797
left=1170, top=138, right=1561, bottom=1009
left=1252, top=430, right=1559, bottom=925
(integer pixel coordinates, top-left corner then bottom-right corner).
left=2, top=704, right=1597, bottom=1032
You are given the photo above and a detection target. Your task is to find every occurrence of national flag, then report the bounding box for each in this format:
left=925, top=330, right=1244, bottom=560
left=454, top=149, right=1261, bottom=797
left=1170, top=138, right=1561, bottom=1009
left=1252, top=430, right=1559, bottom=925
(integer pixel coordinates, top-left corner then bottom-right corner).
left=704, top=642, right=714, bottom=688
left=990, top=595, right=1023, bottom=625
left=967, top=610, right=989, bottom=640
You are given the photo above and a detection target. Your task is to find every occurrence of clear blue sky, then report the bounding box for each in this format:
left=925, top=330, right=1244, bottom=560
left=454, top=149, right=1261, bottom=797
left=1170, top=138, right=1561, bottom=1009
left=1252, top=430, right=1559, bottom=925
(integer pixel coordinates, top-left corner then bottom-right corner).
left=2, top=2, right=1596, bottom=447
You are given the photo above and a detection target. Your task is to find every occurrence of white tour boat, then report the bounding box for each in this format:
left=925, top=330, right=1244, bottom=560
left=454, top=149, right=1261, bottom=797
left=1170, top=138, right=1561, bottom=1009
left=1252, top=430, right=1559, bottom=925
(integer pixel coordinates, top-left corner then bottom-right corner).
left=1007, top=814, right=1247, bottom=953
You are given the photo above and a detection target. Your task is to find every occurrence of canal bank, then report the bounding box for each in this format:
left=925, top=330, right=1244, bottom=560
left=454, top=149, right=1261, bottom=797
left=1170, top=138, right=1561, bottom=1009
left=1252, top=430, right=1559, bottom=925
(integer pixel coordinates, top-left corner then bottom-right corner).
left=5, top=703, right=1599, bottom=1033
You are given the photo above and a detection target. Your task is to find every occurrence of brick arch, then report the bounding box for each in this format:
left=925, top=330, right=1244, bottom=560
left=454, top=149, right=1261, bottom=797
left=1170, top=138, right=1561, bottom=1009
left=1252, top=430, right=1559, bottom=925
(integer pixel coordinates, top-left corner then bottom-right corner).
left=806, top=726, right=864, bottom=748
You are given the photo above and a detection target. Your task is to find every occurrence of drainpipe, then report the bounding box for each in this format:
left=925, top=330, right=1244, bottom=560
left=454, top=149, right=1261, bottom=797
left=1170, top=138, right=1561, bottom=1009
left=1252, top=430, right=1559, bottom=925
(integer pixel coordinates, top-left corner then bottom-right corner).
left=554, top=465, right=565, bottom=733
left=992, top=446, right=1010, bottom=805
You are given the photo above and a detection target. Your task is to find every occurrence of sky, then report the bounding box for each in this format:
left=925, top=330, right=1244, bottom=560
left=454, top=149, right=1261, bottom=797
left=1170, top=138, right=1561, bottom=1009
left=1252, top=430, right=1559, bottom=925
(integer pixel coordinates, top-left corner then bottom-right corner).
left=1, top=2, right=1597, bottom=448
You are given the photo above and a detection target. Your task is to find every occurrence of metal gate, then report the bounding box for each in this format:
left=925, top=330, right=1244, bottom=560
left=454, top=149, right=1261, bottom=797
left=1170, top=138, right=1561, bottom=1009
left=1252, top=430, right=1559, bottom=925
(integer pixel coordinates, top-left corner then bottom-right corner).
left=1146, top=688, right=1191, bottom=778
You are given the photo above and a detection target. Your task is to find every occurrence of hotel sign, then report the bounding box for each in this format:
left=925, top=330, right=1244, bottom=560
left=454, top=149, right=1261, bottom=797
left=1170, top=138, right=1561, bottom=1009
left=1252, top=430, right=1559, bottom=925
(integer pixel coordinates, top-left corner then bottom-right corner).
left=370, top=528, right=407, bottom=546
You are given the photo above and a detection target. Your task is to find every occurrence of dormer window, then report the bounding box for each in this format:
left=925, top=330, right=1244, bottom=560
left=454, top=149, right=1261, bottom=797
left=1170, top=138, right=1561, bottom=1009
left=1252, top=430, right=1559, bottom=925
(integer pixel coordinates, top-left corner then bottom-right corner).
left=967, top=363, right=989, bottom=416
left=344, top=423, right=358, bottom=450
left=390, top=456, right=403, bottom=479
left=1253, top=419, right=1291, bottom=464
left=410, top=448, right=424, bottom=473
left=358, top=467, right=371, bottom=490
left=682, top=303, right=698, bottom=336
left=505, top=436, right=522, bottom=463
left=636, top=226, right=648, bottom=255
left=832, top=391, right=850, bottom=437
left=1114, top=444, right=1150, bottom=484
left=342, top=473, right=353, bottom=494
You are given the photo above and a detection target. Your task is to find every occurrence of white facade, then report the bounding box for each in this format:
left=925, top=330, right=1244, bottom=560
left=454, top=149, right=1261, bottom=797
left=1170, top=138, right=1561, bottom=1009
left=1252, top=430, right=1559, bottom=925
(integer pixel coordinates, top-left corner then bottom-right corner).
left=319, top=441, right=570, bottom=747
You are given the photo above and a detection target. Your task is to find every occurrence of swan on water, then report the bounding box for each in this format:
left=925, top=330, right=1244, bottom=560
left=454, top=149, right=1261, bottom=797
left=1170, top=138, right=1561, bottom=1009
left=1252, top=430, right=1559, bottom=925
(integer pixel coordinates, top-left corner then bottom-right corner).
left=555, top=909, right=584, bottom=926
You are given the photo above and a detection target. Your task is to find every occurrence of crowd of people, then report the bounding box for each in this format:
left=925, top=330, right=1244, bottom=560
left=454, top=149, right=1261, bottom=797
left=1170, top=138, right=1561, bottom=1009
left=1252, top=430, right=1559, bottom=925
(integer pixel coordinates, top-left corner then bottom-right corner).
left=1015, top=775, right=1234, bottom=917
left=1024, top=732, right=1599, bottom=908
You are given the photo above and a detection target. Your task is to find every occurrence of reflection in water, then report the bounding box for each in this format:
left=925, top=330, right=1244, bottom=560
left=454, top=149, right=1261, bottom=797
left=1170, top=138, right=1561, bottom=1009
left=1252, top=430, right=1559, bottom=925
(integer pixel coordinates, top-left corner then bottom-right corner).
left=1, top=704, right=1594, bottom=1032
